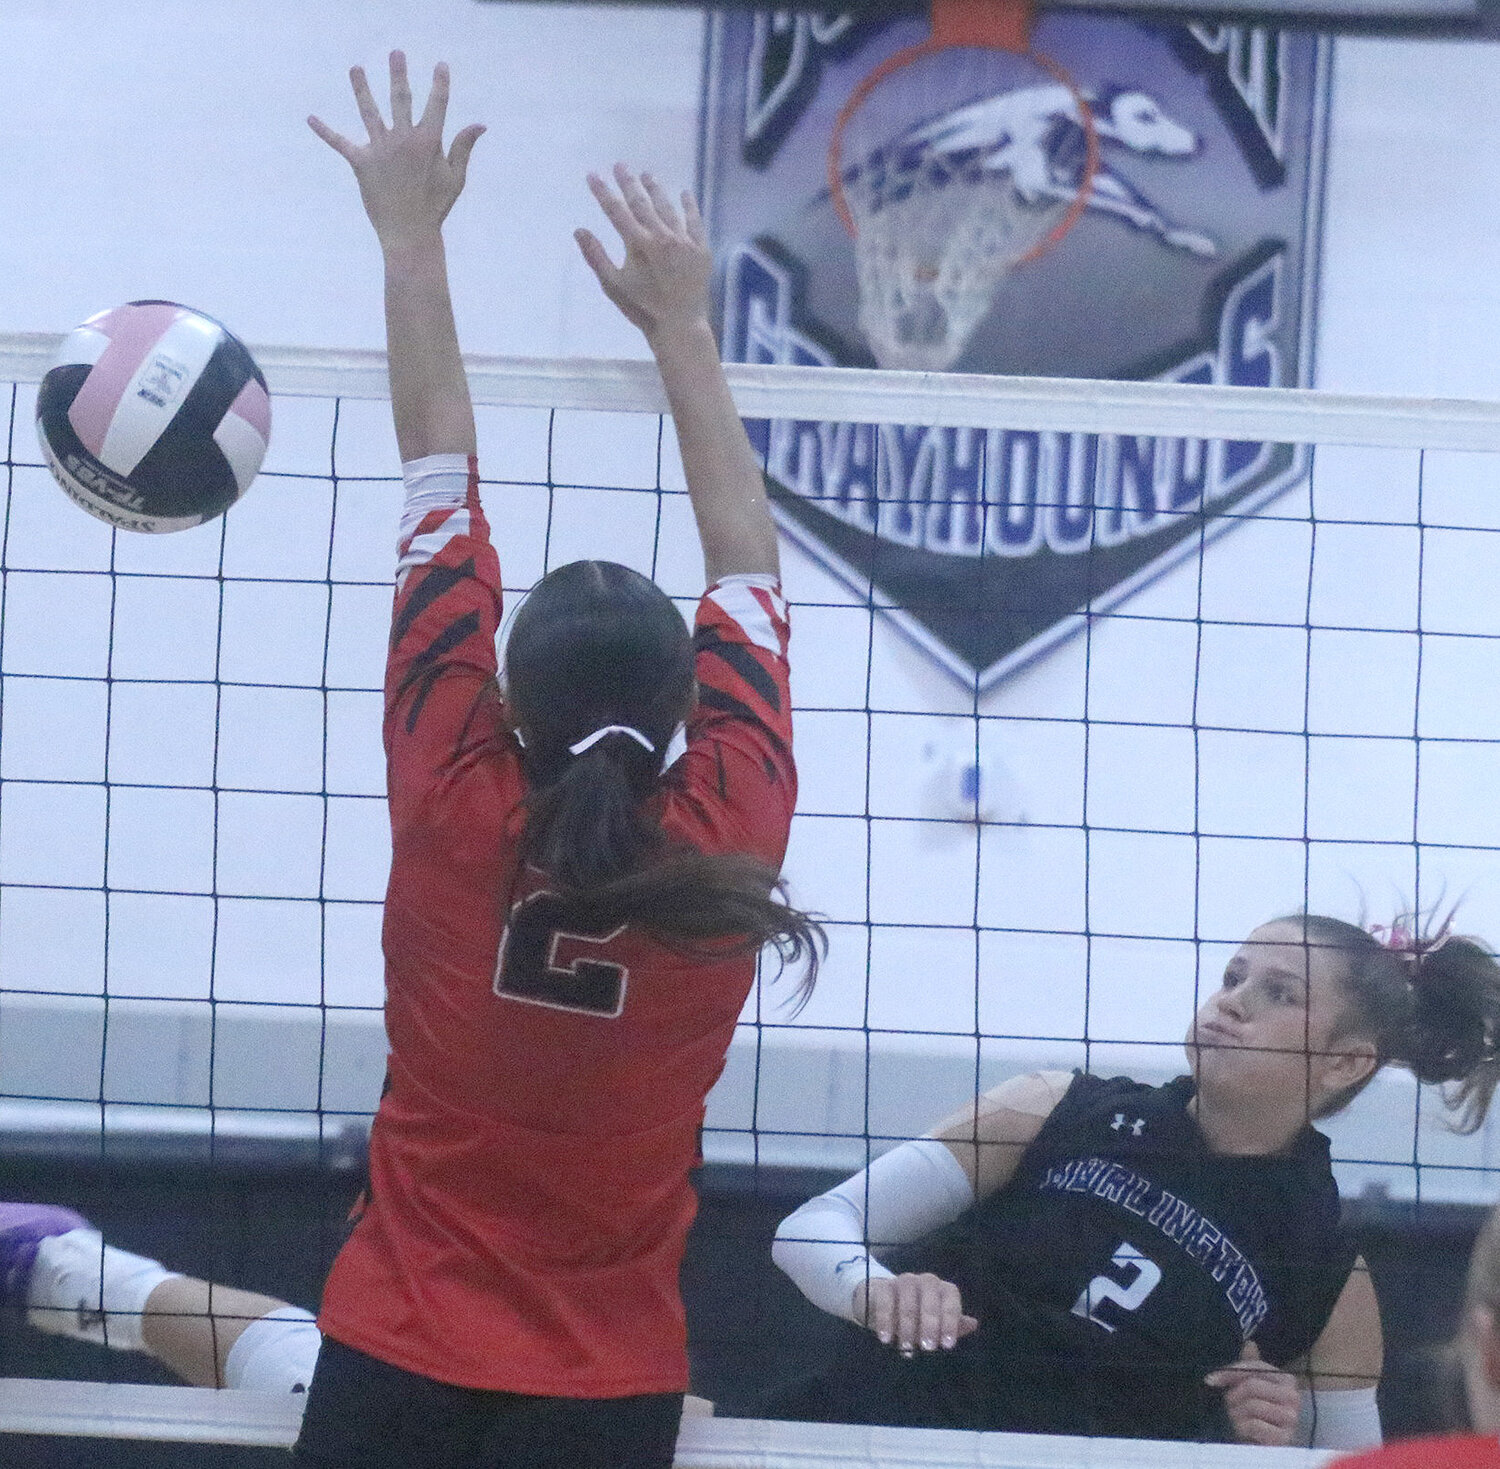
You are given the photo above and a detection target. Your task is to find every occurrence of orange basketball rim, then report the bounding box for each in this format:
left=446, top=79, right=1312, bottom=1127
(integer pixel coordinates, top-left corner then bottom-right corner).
left=827, top=0, right=1100, bottom=268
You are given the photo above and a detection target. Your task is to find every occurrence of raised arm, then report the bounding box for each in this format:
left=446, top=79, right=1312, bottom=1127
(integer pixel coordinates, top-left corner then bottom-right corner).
left=310, top=55, right=501, bottom=815
left=309, top=52, right=485, bottom=461
left=576, top=165, right=779, bottom=586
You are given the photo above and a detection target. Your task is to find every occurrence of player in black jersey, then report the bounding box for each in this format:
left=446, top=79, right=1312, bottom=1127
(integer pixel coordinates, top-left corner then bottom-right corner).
left=770, top=913, right=1500, bottom=1449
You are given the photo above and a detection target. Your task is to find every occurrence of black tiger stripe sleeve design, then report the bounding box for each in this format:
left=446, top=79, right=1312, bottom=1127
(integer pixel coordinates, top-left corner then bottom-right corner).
left=384, top=453, right=505, bottom=830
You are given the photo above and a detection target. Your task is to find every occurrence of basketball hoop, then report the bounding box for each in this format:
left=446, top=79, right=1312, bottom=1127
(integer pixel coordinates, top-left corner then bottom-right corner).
left=827, top=0, right=1099, bottom=372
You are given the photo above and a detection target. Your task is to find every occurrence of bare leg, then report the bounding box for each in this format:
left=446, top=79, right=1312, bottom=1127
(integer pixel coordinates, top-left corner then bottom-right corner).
left=12, top=1210, right=320, bottom=1392
left=141, top=1276, right=293, bottom=1388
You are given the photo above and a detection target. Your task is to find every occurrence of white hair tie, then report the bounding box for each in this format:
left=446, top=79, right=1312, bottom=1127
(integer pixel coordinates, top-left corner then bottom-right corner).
left=568, top=725, right=656, bottom=757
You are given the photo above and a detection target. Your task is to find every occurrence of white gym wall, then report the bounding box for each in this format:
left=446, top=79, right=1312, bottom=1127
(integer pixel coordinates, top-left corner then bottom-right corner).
left=0, top=2, right=1490, bottom=391
left=0, top=0, right=1497, bottom=1194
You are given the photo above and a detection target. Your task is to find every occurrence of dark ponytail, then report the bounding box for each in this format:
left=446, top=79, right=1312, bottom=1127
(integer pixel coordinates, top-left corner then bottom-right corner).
left=504, top=560, right=822, bottom=1005
left=1296, top=912, right=1500, bottom=1132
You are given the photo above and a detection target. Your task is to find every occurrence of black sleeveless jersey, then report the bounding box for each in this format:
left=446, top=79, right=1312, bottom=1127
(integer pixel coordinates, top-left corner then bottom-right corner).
left=770, top=1073, right=1357, bottom=1442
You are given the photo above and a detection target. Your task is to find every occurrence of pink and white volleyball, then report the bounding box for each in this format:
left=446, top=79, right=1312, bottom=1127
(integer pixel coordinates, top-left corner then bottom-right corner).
left=37, top=301, right=270, bottom=533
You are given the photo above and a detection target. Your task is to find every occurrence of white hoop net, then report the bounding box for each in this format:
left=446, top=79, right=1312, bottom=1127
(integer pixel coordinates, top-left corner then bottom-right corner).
left=839, top=62, right=1087, bottom=371
left=849, top=159, right=1068, bottom=372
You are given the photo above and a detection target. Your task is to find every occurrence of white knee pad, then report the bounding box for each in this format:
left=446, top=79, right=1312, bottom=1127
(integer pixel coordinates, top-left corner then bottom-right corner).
left=222, top=1307, right=322, bottom=1394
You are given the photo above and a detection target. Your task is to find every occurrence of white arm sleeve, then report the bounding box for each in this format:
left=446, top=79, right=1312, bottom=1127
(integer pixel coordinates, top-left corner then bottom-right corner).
left=712, top=572, right=781, bottom=591
left=1295, top=1387, right=1382, bottom=1449
left=772, top=1138, right=975, bottom=1323
left=401, top=453, right=469, bottom=524
left=395, top=453, right=473, bottom=588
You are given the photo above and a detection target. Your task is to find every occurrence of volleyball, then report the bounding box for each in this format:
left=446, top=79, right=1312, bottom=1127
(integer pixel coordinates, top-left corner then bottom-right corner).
left=36, top=300, right=270, bottom=534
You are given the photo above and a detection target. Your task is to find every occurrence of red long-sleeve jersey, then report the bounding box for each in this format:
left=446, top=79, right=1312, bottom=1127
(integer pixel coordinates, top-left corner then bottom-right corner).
left=1332, top=1438, right=1500, bottom=1467
left=317, top=457, right=796, bottom=1396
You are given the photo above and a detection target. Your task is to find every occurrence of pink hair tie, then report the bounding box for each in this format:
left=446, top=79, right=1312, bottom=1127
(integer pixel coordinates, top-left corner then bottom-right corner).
left=1368, top=922, right=1417, bottom=953
left=1368, top=918, right=1455, bottom=961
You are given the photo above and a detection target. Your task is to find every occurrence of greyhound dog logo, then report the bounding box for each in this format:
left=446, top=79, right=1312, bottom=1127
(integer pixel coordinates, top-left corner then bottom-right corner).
left=842, top=81, right=1218, bottom=371
left=892, top=83, right=1218, bottom=257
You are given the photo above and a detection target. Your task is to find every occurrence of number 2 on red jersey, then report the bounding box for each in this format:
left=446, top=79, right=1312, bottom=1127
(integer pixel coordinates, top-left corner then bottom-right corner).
left=493, top=891, right=630, bottom=1018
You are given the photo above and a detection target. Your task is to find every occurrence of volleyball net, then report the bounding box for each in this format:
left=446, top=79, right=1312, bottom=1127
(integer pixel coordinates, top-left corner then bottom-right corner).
left=0, top=338, right=1497, bottom=1459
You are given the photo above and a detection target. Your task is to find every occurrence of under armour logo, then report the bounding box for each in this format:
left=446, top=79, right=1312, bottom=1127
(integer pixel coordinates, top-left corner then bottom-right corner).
left=1111, top=1113, right=1146, bottom=1137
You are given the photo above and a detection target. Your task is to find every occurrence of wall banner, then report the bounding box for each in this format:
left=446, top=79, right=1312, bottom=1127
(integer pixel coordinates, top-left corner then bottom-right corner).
left=699, top=13, right=1331, bottom=688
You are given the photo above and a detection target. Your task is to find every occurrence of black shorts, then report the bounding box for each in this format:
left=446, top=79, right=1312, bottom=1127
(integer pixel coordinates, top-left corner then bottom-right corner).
left=760, top=1323, right=979, bottom=1429
left=761, top=1315, right=1232, bottom=1441
left=293, top=1336, right=684, bottom=1469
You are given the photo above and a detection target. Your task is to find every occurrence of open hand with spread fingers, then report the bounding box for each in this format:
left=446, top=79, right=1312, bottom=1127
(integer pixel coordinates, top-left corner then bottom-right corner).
left=853, top=1272, right=980, bottom=1356
left=309, top=50, right=485, bottom=254
left=1205, top=1340, right=1301, bottom=1446
left=575, top=164, right=712, bottom=345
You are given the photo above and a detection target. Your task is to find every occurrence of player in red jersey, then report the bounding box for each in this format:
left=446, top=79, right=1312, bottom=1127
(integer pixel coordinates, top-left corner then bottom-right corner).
left=1331, top=1204, right=1500, bottom=1468
left=299, top=52, right=820, bottom=1469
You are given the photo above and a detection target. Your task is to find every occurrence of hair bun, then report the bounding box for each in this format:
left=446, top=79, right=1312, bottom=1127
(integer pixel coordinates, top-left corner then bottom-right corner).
left=1396, top=932, right=1500, bottom=1131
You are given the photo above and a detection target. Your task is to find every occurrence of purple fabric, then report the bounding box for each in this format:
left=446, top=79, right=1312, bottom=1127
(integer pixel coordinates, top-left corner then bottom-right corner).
left=0, top=1203, right=87, bottom=1305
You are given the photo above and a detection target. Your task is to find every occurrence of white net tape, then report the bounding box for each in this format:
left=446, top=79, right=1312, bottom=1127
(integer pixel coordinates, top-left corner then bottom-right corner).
left=0, top=1379, right=1337, bottom=1464
left=3, top=330, right=1498, bottom=445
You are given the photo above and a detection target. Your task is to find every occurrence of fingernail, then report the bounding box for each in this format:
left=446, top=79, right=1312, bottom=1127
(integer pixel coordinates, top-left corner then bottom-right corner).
left=921, top=1338, right=935, bottom=1352
left=877, top=1331, right=890, bottom=1344
left=942, top=1334, right=956, bottom=1349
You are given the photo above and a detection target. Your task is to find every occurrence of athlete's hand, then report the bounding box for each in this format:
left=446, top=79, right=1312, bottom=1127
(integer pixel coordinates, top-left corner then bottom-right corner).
left=1206, top=1341, right=1300, bottom=1446
left=576, top=165, right=711, bottom=344
left=853, top=1273, right=979, bottom=1355
left=309, top=51, right=485, bottom=253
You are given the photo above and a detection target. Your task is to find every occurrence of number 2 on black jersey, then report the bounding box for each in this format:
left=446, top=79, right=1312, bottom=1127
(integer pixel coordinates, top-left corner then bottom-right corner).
left=494, top=891, right=629, bottom=1018
left=1071, top=1242, right=1163, bottom=1333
